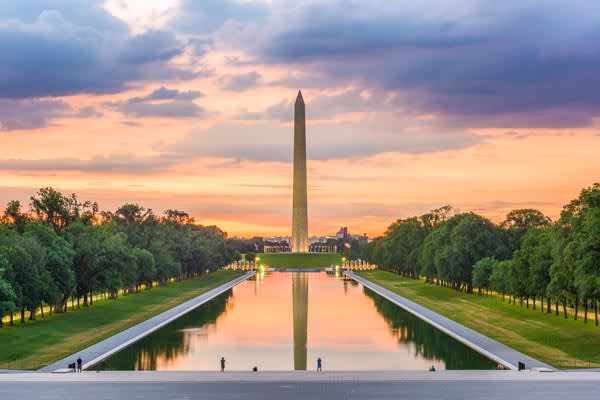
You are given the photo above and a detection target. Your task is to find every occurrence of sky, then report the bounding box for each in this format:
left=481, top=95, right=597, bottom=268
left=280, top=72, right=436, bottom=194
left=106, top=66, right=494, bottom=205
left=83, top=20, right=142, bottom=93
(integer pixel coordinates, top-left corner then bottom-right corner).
left=1, top=0, right=599, bottom=237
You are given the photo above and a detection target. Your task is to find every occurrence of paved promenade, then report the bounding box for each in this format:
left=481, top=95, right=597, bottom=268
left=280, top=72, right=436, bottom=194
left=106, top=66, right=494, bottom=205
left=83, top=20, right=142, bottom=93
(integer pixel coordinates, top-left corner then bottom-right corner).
left=346, top=271, right=553, bottom=371
left=39, top=271, right=254, bottom=372
left=0, top=371, right=598, bottom=400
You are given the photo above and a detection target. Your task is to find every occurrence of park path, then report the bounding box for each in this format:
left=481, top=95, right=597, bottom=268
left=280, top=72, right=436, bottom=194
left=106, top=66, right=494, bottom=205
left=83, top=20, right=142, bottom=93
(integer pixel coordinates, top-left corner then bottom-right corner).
left=346, top=271, right=554, bottom=371
left=39, top=271, right=254, bottom=372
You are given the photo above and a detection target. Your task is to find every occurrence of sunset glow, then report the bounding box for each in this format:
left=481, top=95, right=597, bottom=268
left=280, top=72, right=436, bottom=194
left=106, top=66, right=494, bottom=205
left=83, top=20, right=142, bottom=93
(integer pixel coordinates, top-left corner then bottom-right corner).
left=1, top=1, right=598, bottom=237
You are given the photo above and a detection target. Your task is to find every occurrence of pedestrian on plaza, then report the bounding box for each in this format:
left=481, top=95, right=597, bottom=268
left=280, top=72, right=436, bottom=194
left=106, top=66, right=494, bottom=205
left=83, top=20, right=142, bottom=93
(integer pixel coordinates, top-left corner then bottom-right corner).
left=317, top=357, right=322, bottom=372
left=429, top=365, right=436, bottom=372
left=220, top=357, right=226, bottom=372
left=77, top=357, right=82, bottom=373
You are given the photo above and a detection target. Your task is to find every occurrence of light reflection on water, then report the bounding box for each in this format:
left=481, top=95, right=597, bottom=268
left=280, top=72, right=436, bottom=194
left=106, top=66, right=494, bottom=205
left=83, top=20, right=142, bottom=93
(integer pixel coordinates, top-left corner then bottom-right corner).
left=94, top=272, right=496, bottom=371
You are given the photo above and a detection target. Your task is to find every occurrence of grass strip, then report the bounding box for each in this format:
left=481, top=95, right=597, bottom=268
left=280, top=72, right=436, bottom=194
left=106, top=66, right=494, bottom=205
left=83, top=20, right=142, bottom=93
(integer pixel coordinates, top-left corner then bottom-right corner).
left=359, top=270, right=600, bottom=369
left=0, top=270, right=243, bottom=370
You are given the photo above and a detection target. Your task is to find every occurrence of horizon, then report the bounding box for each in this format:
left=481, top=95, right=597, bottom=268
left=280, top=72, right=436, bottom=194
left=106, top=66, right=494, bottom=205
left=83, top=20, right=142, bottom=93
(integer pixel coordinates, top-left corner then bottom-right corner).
left=1, top=1, right=600, bottom=237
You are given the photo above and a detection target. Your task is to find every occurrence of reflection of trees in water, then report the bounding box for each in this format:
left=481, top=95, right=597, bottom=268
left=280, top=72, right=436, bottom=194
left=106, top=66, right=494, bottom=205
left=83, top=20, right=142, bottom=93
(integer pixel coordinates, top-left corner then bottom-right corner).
left=95, top=289, right=233, bottom=370
left=363, top=288, right=496, bottom=370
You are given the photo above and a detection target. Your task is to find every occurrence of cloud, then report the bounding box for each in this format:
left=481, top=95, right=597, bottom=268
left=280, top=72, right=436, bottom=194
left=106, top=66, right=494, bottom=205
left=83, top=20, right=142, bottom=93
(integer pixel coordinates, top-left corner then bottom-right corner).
left=128, top=86, right=204, bottom=102
left=171, top=0, right=267, bottom=34
left=76, top=106, right=103, bottom=118
left=166, top=116, right=484, bottom=162
left=119, top=29, right=184, bottom=64
left=106, top=86, right=206, bottom=118
left=220, top=71, right=262, bottom=92
left=0, top=7, right=192, bottom=99
left=230, top=0, right=600, bottom=127
left=262, top=89, right=396, bottom=121
left=0, top=154, right=182, bottom=173
left=188, top=37, right=214, bottom=57
left=0, top=99, right=70, bottom=130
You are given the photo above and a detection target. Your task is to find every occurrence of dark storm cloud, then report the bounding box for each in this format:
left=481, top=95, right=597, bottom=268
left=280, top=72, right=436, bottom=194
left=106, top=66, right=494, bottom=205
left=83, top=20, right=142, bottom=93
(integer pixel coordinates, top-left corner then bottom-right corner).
left=0, top=5, right=192, bottom=99
left=249, top=1, right=600, bottom=127
left=106, top=87, right=206, bottom=119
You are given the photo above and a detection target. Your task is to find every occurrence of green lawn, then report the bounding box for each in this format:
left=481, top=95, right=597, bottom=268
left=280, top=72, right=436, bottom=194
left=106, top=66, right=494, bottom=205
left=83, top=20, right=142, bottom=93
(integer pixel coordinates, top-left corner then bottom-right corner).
left=0, top=270, right=243, bottom=370
left=359, top=270, right=600, bottom=370
left=258, top=253, right=342, bottom=268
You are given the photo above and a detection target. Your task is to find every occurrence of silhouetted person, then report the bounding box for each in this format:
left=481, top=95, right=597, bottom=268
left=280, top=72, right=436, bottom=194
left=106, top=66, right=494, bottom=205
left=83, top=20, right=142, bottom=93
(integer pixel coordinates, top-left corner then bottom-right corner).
left=220, top=357, right=225, bottom=372
left=77, top=357, right=82, bottom=373
left=253, top=366, right=258, bottom=372
left=429, top=365, right=436, bottom=372
left=317, top=357, right=322, bottom=372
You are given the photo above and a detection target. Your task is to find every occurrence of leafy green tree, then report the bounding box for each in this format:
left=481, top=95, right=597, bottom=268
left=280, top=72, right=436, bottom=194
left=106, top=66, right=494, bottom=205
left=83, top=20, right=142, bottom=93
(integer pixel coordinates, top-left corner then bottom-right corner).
left=472, top=257, right=498, bottom=295
left=23, top=222, right=75, bottom=313
left=490, top=260, right=511, bottom=301
left=518, top=227, right=553, bottom=311
left=133, top=248, right=156, bottom=291
left=2, top=243, right=42, bottom=322
left=448, top=213, right=505, bottom=292
left=502, top=209, right=551, bottom=254
left=2, top=200, right=29, bottom=233
left=0, top=261, right=16, bottom=327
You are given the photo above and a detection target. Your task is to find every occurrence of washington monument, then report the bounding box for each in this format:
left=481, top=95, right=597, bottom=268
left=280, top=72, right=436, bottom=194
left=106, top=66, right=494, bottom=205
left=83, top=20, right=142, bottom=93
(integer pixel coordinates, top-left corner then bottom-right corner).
left=291, top=90, right=308, bottom=253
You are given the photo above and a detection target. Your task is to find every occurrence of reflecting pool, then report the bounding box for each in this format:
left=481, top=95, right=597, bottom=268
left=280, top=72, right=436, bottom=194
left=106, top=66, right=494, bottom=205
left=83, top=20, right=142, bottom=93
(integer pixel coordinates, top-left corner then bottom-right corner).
left=94, top=272, right=496, bottom=371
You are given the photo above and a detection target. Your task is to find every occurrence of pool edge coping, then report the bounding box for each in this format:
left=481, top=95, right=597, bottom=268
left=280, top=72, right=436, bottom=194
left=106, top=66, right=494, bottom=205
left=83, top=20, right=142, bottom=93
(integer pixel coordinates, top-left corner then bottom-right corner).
left=39, top=271, right=255, bottom=373
left=346, top=271, right=555, bottom=372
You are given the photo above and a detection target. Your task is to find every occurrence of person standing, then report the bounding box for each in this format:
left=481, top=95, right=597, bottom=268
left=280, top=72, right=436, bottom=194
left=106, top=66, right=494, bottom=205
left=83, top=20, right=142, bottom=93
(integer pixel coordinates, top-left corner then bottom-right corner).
left=220, top=357, right=226, bottom=372
left=317, top=357, right=322, bottom=372
left=76, top=357, right=82, bottom=373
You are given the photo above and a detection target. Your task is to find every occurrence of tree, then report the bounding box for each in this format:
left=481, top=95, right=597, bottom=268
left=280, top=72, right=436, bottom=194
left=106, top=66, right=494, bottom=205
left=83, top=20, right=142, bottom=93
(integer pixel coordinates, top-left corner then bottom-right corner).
left=550, top=183, right=600, bottom=320
left=2, top=243, right=43, bottom=322
left=502, top=209, right=551, bottom=254
left=448, top=213, right=505, bottom=292
left=472, top=257, right=498, bottom=295
left=133, top=248, right=156, bottom=291
left=490, top=260, right=511, bottom=302
left=0, top=262, right=16, bottom=327
left=524, top=227, right=553, bottom=312
left=2, top=200, right=29, bottom=233
left=23, top=222, right=75, bottom=313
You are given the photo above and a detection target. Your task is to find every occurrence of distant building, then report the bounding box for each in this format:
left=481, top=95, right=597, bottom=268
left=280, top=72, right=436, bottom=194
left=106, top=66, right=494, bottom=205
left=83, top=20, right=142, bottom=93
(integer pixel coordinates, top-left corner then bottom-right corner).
left=354, top=233, right=369, bottom=243
left=308, top=243, right=337, bottom=253
left=264, top=243, right=291, bottom=253
left=336, top=227, right=349, bottom=240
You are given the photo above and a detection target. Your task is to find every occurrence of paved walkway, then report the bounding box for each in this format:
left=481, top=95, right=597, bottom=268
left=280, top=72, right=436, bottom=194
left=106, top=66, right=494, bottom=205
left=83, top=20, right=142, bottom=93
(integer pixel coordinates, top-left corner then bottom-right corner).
left=39, top=272, right=254, bottom=372
left=346, top=271, right=554, bottom=371
left=0, top=371, right=598, bottom=400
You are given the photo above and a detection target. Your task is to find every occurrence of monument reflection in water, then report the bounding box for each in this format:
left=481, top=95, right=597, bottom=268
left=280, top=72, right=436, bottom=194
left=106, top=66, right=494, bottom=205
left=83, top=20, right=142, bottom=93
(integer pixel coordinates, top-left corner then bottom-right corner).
left=94, top=272, right=496, bottom=371
left=292, top=273, right=308, bottom=370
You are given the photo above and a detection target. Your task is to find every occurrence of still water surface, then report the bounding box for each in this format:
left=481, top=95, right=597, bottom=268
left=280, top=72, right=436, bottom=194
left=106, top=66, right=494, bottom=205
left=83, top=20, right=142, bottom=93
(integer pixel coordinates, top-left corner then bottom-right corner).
left=95, top=272, right=496, bottom=371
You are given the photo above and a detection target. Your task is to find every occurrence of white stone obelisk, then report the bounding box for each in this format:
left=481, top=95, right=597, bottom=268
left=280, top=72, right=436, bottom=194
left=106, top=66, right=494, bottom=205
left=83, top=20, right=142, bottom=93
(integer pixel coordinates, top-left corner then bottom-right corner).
left=291, top=90, right=308, bottom=253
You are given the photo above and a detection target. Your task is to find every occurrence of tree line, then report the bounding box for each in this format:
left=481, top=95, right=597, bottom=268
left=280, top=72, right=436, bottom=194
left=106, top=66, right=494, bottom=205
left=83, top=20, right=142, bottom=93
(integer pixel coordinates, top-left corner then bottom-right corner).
left=361, top=183, right=600, bottom=325
left=0, top=187, right=238, bottom=326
